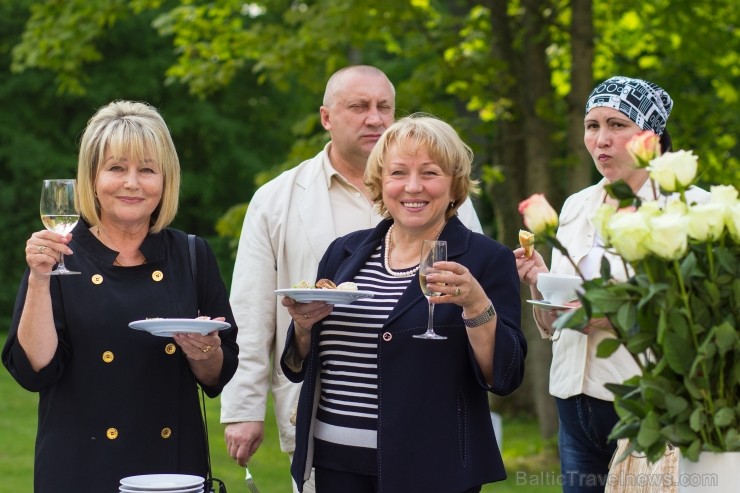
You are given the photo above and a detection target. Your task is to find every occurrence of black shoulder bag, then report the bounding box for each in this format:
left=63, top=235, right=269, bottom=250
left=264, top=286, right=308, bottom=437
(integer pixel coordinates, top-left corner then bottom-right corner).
left=188, top=234, right=228, bottom=493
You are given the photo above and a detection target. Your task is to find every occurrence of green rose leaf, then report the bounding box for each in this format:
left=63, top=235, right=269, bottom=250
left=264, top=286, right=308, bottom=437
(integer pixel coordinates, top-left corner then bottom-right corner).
left=661, top=423, right=696, bottom=444
left=684, top=439, right=702, bottom=462
left=637, top=412, right=661, bottom=448
left=714, top=321, right=737, bottom=355
left=714, top=407, right=736, bottom=427
left=683, top=377, right=705, bottom=400
left=679, top=251, right=699, bottom=279
left=663, top=332, right=693, bottom=375
left=605, top=381, right=638, bottom=397
left=664, top=394, right=689, bottom=417
left=608, top=420, right=640, bottom=441
left=604, top=179, right=638, bottom=205
left=596, top=338, right=622, bottom=358
left=725, top=429, right=740, bottom=450
left=616, top=396, right=648, bottom=420
left=668, top=310, right=690, bottom=340
left=625, top=330, right=654, bottom=354
left=715, top=246, right=737, bottom=274
left=615, top=302, right=637, bottom=332
left=689, top=407, right=706, bottom=432
left=553, top=306, right=590, bottom=332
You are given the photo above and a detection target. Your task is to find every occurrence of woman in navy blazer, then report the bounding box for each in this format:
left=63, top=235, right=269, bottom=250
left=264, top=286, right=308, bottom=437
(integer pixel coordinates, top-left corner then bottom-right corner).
left=280, top=114, right=526, bottom=493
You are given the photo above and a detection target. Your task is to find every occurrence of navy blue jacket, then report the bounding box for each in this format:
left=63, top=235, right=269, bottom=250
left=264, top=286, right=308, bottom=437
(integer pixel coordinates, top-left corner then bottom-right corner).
left=3, top=223, right=239, bottom=492
left=281, top=217, right=526, bottom=493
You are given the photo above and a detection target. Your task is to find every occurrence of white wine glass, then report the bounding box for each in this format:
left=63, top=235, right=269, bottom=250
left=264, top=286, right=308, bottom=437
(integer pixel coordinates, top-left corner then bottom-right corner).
left=414, top=240, right=447, bottom=340
left=40, top=179, right=81, bottom=275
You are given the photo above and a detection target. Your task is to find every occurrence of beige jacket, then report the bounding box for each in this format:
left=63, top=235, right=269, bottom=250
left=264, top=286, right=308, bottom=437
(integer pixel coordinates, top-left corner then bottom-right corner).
left=220, top=144, right=482, bottom=451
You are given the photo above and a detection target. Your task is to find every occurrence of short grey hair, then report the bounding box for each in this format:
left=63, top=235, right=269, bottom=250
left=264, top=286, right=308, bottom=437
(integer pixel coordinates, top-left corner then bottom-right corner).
left=322, top=65, right=395, bottom=107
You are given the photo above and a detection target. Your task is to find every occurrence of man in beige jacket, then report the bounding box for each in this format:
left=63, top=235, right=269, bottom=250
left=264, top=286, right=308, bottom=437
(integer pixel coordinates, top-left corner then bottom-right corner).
left=220, top=65, right=482, bottom=492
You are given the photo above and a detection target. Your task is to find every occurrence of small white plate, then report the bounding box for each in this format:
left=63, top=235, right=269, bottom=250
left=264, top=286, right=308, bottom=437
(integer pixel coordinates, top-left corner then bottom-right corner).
left=120, top=474, right=204, bottom=490
left=275, top=288, right=374, bottom=305
left=128, top=319, right=231, bottom=337
left=526, top=299, right=575, bottom=311
left=120, top=488, right=202, bottom=493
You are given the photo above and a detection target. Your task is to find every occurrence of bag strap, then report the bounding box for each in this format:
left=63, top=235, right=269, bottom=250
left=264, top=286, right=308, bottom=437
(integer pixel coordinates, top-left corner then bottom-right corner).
left=187, top=234, right=227, bottom=493
left=188, top=233, right=197, bottom=288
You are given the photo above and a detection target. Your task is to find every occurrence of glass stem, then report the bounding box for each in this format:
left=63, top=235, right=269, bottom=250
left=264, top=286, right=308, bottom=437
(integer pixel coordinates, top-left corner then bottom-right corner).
left=425, top=298, right=435, bottom=335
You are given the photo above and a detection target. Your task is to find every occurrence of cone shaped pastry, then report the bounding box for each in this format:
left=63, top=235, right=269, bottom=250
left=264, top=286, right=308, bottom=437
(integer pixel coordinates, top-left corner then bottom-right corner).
left=519, top=229, right=535, bottom=257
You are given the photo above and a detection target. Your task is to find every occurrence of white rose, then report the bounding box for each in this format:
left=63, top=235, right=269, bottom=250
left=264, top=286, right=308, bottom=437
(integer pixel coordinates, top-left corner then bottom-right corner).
left=645, top=213, right=690, bottom=260
left=710, top=185, right=739, bottom=206
left=648, top=150, right=698, bottom=193
left=727, top=202, right=740, bottom=243
left=637, top=201, right=662, bottom=218
left=592, top=204, right=616, bottom=245
left=607, top=211, right=651, bottom=261
left=665, top=197, right=688, bottom=215
left=687, top=203, right=726, bottom=241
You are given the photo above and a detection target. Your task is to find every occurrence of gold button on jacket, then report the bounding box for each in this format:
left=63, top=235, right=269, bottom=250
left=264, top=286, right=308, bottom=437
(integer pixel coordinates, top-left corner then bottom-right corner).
left=152, top=270, right=164, bottom=281
left=106, top=428, right=118, bottom=440
left=165, top=343, right=177, bottom=355
left=160, top=427, right=172, bottom=439
left=102, top=351, right=114, bottom=363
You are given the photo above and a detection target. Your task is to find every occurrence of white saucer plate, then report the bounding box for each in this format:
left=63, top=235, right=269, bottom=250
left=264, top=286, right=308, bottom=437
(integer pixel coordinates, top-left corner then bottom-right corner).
left=526, top=299, right=574, bottom=311
left=128, top=319, right=231, bottom=337
left=119, top=474, right=204, bottom=490
left=275, top=288, right=374, bottom=305
left=120, top=488, right=202, bottom=493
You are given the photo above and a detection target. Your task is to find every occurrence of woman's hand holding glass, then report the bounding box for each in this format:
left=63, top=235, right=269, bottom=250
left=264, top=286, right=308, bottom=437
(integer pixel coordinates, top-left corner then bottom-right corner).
left=424, top=260, right=491, bottom=317
left=38, top=179, right=80, bottom=275
left=25, top=229, right=75, bottom=278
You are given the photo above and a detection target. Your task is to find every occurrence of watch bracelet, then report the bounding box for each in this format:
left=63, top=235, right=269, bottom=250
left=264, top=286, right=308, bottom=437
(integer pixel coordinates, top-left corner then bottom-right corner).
left=462, top=302, right=496, bottom=328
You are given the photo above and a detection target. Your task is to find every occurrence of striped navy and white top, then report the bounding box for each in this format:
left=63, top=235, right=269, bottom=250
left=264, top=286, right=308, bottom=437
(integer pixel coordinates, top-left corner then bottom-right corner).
left=313, top=244, right=414, bottom=459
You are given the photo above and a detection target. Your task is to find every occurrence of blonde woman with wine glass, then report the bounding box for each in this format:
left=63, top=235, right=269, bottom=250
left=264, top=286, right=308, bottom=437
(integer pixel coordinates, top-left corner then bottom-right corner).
left=279, top=113, right=526, bottom=493
left=2, top=100, right=239, bottom=492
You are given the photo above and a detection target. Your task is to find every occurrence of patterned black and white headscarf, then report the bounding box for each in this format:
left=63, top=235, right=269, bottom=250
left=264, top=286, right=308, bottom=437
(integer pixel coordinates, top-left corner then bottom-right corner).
left=585, top=76, right=673, bottom=135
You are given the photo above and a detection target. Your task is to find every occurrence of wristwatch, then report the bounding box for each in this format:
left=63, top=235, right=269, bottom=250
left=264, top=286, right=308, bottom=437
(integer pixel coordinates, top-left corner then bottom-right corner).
left=462, top=302, right=496, bottom=328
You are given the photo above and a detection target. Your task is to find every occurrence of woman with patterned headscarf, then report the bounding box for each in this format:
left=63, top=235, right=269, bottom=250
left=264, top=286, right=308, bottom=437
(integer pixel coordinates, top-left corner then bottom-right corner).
left=513, top=77, right=709, bottom=492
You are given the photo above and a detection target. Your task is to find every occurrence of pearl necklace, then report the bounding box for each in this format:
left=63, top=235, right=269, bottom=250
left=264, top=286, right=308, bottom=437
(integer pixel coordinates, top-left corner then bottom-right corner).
left=383, top=225, right=420, bottom=277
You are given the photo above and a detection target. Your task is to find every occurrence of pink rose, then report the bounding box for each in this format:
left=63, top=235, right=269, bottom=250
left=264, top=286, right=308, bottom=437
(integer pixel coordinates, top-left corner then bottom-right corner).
left=627, top=130, right=661, bottom=167
left=518, top=194, right=559, bottom=235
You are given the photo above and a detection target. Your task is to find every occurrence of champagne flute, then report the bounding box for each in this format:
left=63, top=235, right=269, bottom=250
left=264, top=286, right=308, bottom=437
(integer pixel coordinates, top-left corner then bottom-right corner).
left=40, top=179, right=81, bottom=275
left=414, top=240, right=448, bottom=340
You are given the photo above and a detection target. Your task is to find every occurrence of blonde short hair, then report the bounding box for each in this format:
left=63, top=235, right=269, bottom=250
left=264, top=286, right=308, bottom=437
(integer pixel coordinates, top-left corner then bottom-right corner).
left=365, top=113, right=479, bottom=220
left=77, top=100, right=180, bottom=233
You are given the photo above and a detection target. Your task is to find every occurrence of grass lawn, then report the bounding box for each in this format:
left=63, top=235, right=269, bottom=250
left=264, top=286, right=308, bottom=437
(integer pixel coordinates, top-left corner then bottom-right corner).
left=0, top=346, right=561, bottom=492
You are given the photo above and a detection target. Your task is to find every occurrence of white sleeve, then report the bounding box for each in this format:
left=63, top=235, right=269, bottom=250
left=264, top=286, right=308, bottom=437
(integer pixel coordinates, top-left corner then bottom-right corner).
left=220, top=191, right=275, bottom=424
left=456, top=197, right=483, bottom=233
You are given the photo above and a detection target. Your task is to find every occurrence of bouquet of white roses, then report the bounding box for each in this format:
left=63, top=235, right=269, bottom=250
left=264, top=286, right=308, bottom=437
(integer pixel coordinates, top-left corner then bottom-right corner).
left=519, top=131, right=740, bottom=463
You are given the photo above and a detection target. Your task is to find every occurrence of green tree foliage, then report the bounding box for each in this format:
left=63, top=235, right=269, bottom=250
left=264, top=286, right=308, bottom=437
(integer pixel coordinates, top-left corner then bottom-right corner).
left=0, top=0, right=312, bottom=328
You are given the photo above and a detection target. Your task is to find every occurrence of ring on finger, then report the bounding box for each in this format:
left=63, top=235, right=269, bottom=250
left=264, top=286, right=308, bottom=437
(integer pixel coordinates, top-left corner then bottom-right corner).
left=454, top=286, right=461, bottom=296
left=38, top=245, right=46, bottom=253
left=303, top=313, right=309, bottom=319
left=202, top=345, right=212, bottom=353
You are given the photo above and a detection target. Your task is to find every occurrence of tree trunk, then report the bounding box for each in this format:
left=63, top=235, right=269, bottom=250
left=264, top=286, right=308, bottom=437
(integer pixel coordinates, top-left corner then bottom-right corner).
left=484, top=0, right=559, bottom=439
left=566, top=0, right=595, bottom=195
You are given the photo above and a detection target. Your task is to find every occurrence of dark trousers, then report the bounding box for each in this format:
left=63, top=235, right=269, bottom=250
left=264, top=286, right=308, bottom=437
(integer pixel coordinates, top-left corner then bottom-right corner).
left=555, top=395, right=619, bottom=493
left=314, top=466, right=481, bottom=493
